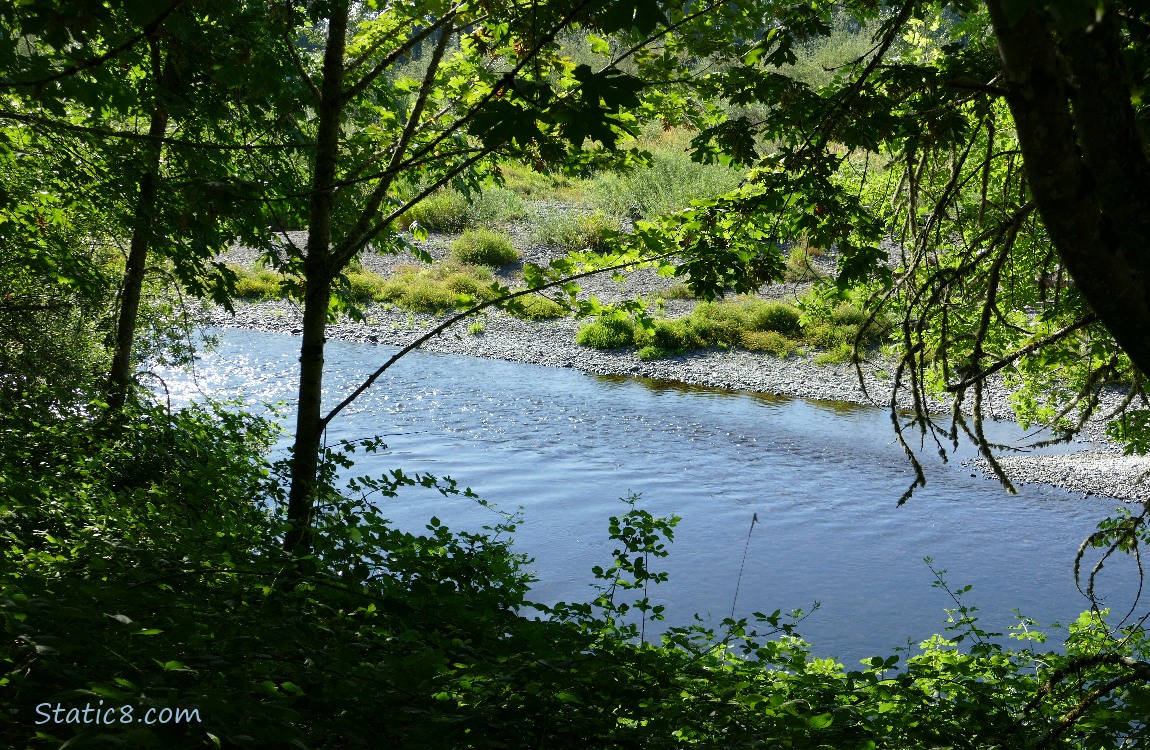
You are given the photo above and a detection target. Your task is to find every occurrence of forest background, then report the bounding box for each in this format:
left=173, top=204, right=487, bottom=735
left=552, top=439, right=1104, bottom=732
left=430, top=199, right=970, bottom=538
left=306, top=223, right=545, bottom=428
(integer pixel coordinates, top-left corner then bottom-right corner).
left=2, top=0, right=1150, bottom=747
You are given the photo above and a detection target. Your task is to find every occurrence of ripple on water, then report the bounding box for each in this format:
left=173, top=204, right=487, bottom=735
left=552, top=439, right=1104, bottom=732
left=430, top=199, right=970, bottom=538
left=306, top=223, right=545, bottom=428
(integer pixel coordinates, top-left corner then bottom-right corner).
left=155, top=327, right=1143, bottom=664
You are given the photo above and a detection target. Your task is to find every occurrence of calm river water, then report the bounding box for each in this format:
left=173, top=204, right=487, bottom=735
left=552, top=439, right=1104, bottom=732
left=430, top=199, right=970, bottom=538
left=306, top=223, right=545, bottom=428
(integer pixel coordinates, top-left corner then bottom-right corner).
left=159, top=327, right=1142, bottom=664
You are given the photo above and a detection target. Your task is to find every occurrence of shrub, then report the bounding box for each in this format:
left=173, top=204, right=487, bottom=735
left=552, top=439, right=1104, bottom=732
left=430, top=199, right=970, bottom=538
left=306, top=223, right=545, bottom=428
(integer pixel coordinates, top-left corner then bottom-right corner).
left=530, top=210, right=618, bottom=252
left=784, top=247, right=823, bottom=282
left=743, top=330, right=798, bottom=357
left=346, top=270, right=388, bottom=299
left=510, top=293, right=566, bottom=320
left=576, top=315, right=635, bottom=349
left=747, top=301, right=803, bottom=336
left=470, top=188, right=528, bottom=227
left=400, top=190, right=471, bottom=233
left=232, top=267, right=285, bottom=298
left=450, top=229, right=519, bottom=267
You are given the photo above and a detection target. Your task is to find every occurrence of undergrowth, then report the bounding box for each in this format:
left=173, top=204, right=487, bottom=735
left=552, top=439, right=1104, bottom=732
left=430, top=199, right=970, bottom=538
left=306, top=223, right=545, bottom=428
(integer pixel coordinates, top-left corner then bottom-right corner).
left=577, top=294, right=890, bottom=363
left=3, top=399, right=1147, bottom=748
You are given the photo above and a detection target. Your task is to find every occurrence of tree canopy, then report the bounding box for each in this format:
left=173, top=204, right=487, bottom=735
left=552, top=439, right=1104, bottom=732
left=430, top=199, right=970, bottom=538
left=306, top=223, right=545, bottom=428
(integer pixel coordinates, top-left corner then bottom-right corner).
left=2, top=0, right=1150, bottom=747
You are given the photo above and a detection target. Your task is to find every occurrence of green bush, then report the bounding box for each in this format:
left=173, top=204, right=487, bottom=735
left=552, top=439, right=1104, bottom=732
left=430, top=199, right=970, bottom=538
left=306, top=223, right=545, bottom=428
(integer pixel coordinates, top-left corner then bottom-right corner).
left=400, top=190, right=471, bottom=232
left=232, top=267, right=285, bottom=298
left=530, top=210, right=618, bottom=252
left=586, top=145, right=742, bottom=221
left=510, top=292, right=566, bottom=320
left=450, top=229, right=519, bottom=267
left=743, top=330, right=799, bottom=357
left=470, top=188, right=528, bottom=227
left=748, top=300, right=803, bottom=336
left=576, top=315, right=635, bottom=349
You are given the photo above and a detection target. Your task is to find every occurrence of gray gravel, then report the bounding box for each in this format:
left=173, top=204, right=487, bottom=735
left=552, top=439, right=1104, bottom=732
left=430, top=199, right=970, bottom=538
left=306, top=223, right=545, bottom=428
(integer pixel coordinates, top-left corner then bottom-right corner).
left=213, top=230, right=1150, bottom=504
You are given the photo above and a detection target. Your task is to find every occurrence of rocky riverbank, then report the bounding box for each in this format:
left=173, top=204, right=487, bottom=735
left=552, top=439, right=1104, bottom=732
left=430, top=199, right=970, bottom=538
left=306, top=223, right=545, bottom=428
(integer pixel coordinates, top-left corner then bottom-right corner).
left=212, top=231, right=1150, bottom=503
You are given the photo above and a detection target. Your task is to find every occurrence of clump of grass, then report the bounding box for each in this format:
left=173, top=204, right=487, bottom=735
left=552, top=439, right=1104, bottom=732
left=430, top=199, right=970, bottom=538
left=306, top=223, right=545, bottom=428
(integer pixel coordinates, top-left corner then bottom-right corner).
left=575, top=315, right=636, bottom=349
left=470, top=188, right=528, bottom=227
left=449, top=229, right=519, bottom=267
left=655, top=283, right=696, bottom=300
left=496, top=161, right=584, bottom=201
left=746, top=300, right=803, bottom=336
left=231, top=266, right=286, bottom=298
left=586, top=145, right=743, bottom=221
left=399, top=190, right=471, bottom=233
left=530, top=210, right=618, bottom=252
left=468, top=320, right=486, bottom=335
left=784, top=246, right=824, bottom=282
left=573, top=293, right=887, bottom=362
left=376, top=263, right=498, bottom=314
left=798, top=290, right=891, bottom=364
left=345, top=270, right=389, bottom=300
left=743, top=330, right=798, bottom=357
left=510, top=293, right=566, bottom=320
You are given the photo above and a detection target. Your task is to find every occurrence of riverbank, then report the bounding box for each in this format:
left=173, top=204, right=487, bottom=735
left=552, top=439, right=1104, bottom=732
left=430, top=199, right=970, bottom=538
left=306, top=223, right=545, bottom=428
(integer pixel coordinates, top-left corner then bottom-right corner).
left=212, top=231, right=1150, bottom=503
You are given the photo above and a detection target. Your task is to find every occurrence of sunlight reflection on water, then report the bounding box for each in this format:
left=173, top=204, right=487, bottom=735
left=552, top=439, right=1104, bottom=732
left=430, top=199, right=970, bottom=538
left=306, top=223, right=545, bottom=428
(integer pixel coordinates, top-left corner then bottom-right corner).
left=156, top=327, right=1142, bottom=664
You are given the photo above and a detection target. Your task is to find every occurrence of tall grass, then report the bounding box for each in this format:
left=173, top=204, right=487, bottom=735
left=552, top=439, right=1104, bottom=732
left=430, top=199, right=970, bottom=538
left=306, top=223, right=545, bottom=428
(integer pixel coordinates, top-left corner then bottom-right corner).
left=586, top=138, right=743, bottom=221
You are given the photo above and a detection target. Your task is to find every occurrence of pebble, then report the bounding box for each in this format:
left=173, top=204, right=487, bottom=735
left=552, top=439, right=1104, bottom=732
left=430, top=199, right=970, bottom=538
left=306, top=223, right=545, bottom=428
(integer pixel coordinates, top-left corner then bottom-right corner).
left=211, top=232, right=1150, bottom=504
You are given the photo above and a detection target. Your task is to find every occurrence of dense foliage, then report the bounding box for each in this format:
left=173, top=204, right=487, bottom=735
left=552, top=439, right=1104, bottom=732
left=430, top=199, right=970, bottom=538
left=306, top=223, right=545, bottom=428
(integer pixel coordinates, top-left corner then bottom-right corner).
left=3, top=0, right=1150, bottom=747
left=4, top=403, right=1149, bottom=747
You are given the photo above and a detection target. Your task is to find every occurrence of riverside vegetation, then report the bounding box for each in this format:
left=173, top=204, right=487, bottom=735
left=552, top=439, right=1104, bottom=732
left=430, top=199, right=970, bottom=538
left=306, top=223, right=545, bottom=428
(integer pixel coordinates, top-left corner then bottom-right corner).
left=226, top=126, right=879, bottom=363
left=3, top=1, right=1150, bottom=748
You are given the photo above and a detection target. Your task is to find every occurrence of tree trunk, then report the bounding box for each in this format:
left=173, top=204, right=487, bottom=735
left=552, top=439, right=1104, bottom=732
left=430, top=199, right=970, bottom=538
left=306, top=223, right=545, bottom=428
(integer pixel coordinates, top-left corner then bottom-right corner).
left=284, top=1, right=349, bottom=555
left=986, top=0, right=1150, bottom=373
left=105, top=99, right=168, bottom=411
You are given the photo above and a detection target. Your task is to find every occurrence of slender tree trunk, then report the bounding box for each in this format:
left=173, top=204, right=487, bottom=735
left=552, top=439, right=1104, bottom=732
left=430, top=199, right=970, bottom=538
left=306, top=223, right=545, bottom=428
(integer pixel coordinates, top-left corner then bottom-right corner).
left=106, top=99, right=168, bottom=411
left=284, top=1, right=349, bottom=555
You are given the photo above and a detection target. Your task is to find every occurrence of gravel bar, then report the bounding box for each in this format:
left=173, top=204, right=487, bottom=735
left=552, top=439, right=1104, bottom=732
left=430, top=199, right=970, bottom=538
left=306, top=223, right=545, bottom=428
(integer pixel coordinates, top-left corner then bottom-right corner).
left=211, top=231, right=1150, bottom=504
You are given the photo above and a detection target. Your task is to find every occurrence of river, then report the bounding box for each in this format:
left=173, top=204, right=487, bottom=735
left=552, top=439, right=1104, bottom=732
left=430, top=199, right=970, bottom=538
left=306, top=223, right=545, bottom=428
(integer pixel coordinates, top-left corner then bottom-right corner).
left=157, top=327, right=1143, bottom=665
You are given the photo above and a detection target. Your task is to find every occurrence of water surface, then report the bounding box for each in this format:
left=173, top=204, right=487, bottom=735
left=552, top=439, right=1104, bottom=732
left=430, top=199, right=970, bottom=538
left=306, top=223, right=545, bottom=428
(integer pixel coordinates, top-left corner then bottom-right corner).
left=160, top=328, right=1142, bottom=664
